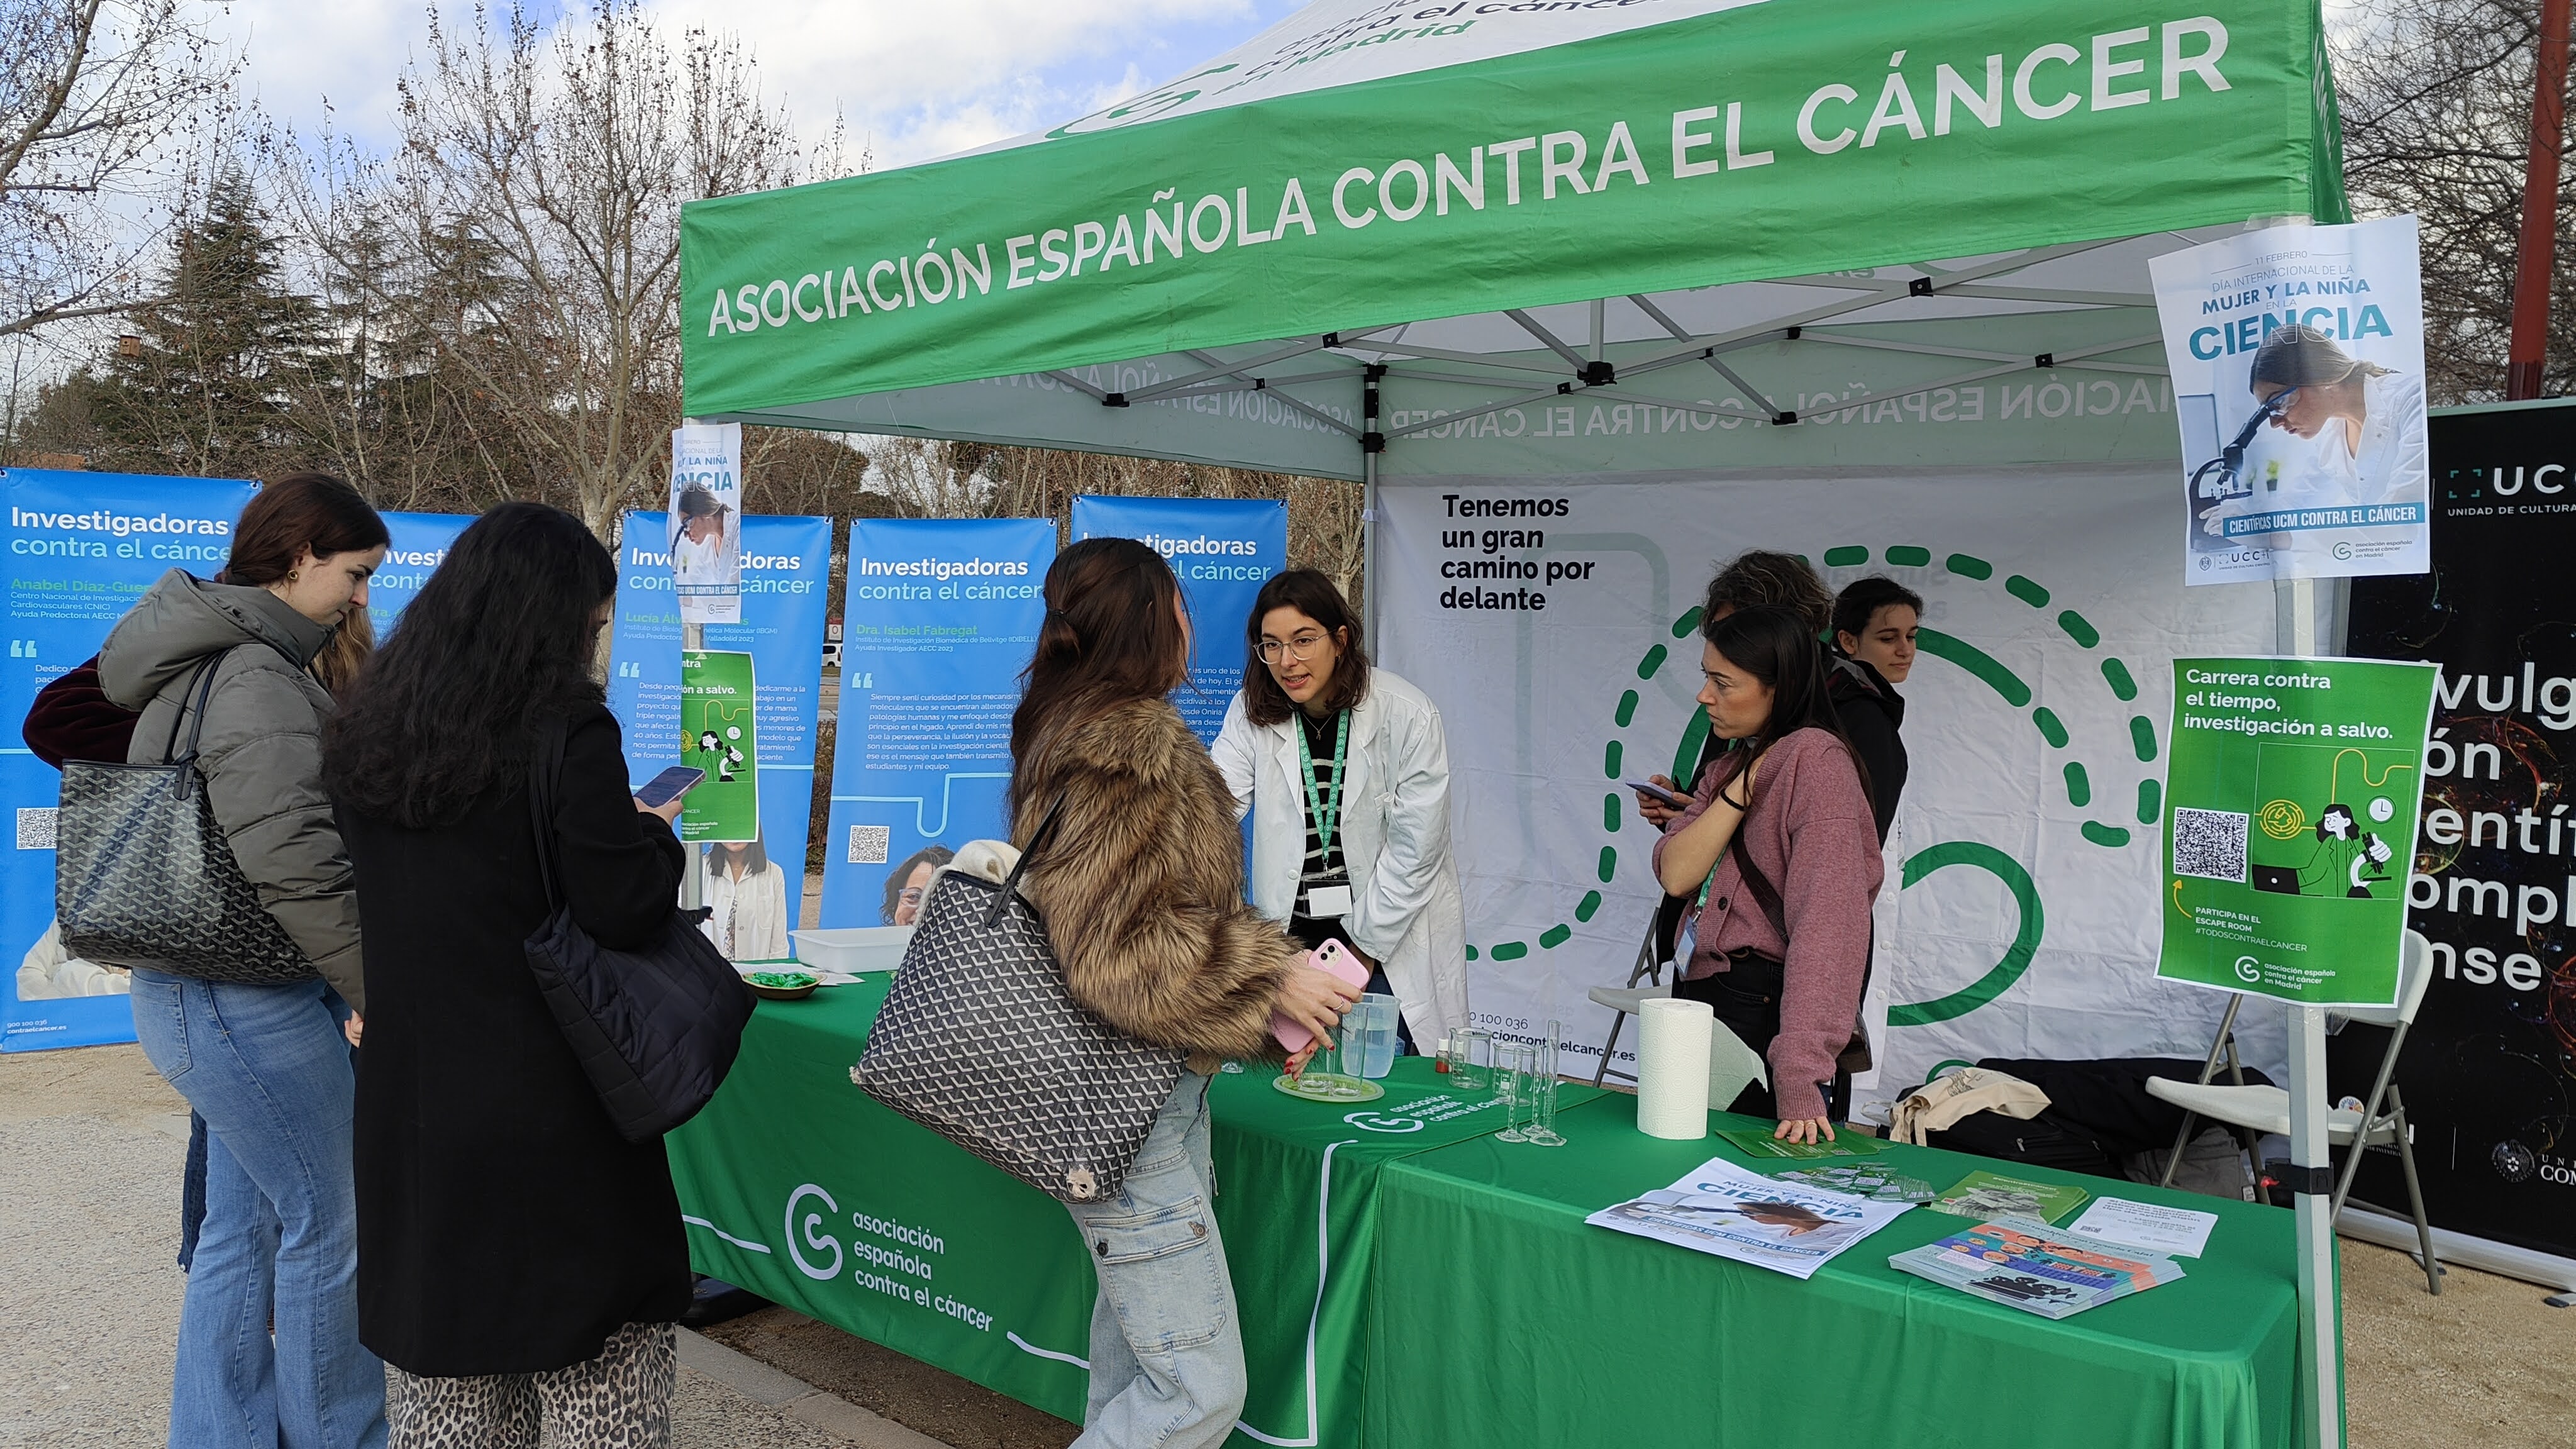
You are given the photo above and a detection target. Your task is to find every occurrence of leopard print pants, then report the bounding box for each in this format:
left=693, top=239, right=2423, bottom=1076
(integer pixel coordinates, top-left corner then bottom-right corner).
left=386, top=1321, right=676, bottom=1449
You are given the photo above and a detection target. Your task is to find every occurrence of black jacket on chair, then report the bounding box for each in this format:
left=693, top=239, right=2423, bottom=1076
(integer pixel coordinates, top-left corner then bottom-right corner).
left=341, top=704, right=690, bottom=1376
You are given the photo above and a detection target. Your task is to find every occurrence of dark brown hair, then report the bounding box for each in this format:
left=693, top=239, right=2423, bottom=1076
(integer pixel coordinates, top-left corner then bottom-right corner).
left=1702, top=549, right=1831, bottom=636
left=1008, top=538, right=1191, bottom=814
left=1240, top=569, right=1371, bottom=727
left=218, top=472, right=389, bottom=588
left=1702, top=605, right=1870, bottom=809
left=1831, top=575, right=1924, bottom=652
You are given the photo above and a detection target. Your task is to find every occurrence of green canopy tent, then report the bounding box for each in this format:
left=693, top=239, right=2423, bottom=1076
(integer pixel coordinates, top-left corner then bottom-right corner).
left=681, top=2, right=2353, bottom=1443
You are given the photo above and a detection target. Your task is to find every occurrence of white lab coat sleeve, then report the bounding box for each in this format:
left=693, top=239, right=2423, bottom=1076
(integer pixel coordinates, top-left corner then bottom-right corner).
left=1210, top=691, right=1259, bottom=824
left=1347, top=696, right=1453, bottom=963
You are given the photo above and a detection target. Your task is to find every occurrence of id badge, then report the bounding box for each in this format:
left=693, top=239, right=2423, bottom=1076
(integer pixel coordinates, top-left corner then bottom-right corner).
left=1304, top=884, right=1354, bottom=919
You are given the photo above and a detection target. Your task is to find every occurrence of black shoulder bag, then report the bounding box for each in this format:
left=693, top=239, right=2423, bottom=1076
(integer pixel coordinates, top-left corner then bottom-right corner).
left=522, top=718, right=753, bottom=1143
left=1729, top=840, right=1875, bottom=1079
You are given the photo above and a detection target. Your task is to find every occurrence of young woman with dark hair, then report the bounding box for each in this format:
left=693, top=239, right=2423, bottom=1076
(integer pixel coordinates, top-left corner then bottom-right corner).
left=704, top=835, right=791, bottom=960
left=1652, top=606, right=1883, bottom=1144
left=1826, top=574, right=1920, bottom=843
left=1005, top=538, right=1357, bottom=1449
left=99, top=470, right=391, bottom=1448
left=1212, top=569, right=1468, bottom=1053
left=325, top=502, right=690, bottom=1446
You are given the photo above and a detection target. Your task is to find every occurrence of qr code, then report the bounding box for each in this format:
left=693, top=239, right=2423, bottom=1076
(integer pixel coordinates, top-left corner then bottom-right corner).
left=16, top=808, right=55, bottom=850
left=848, top=824, right=891, bottom=865
left=2172, top=807, right=2248, bottom=882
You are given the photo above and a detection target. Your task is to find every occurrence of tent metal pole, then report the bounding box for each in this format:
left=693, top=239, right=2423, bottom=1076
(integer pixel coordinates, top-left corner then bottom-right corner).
left=1363, top=366, right=1384, bottom=636
left=2277, top=573, right=2343, bottom=1449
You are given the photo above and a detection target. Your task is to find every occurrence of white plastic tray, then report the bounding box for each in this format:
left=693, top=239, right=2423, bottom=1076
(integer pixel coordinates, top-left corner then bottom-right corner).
left=789, top=925, right=914, bottom=974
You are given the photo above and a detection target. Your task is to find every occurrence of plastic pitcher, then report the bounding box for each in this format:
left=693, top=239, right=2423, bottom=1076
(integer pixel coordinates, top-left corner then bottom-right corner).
left=1353, top=993, right=1400, bottom=1079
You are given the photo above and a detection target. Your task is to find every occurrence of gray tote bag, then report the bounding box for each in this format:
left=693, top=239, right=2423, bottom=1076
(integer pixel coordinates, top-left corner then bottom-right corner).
left=848, top=800, right=1185, bottom=1204
left=55, top=653, right=314, bottom=984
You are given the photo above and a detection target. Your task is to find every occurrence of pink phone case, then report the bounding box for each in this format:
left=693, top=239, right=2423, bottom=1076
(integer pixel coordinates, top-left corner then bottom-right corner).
left=1271, top=939, right=1371, bottom=1053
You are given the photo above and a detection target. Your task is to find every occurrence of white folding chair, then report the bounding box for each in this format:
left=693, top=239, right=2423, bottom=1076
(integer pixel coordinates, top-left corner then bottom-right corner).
left=2146, top=930, right=2442, bottom=1294
left=1589, top=911, right=1673, bottom=1087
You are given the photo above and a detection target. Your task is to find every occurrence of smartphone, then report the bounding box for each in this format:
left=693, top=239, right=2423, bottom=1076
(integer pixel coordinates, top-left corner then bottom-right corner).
left=635, top=766, right=706, bottom=808
left=1272, top=938, right=1372, bottom=1055
left=1626, top=779, right=1690, bottom=809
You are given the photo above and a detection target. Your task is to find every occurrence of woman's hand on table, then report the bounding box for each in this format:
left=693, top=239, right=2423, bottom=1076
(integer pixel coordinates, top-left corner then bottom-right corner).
left=1274, top=955, right=1363, bottom=1050
left=1775, top=1116, right=1836, bottom=1146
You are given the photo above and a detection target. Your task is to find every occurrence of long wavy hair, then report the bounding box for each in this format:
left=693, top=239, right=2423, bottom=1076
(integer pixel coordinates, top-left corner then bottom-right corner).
left=324, top=503, right=618, bottom=827
left=1702, top=604, right=1869, bottom=809
left=1240, top=568, right=1371, bottom=727
left=1007, top=538, right=1189, bottom=819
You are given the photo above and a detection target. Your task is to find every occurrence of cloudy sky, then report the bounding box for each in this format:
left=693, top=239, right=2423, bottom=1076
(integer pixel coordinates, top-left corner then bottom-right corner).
left=211, top=0, right=1311, bottom=167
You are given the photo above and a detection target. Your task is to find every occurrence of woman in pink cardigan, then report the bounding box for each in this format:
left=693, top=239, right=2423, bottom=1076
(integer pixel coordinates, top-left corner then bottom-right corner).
left=1652, top=605, right=1885, bottom=1144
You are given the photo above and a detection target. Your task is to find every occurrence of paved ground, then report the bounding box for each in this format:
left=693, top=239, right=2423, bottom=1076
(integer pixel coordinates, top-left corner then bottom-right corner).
left=8, top=1041, right=2570, bottom=1447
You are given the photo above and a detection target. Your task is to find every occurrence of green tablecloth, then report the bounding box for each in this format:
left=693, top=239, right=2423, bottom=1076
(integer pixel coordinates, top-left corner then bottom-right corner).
left=666, top=981, right=1583, bottom=1447
left=671, top=986, right=2307, bottom=1448
left=1365, top=1093, right=2314, bottom=1449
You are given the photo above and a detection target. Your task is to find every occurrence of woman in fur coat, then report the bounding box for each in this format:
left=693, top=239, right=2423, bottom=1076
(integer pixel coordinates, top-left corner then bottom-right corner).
left=1008, top=538, right=1360, bottom=1449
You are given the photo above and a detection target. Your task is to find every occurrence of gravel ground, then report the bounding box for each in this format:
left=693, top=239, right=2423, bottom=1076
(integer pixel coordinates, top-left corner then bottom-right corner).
left=0, top=1043, right=877, bottom=1448
left=11, top=1040, right=2572, bottom=1448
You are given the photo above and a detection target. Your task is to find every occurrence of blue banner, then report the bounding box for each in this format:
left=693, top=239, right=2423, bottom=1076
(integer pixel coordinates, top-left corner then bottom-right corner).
left=3, top=469, right=256, bottom=1052
left=607, top=513, right=833, bottom=943
left=370, top=511, right=474, bottom=636
left=1070, top=495, right=1287, bottom=743
left=819, top=518, right=1055, bottom=929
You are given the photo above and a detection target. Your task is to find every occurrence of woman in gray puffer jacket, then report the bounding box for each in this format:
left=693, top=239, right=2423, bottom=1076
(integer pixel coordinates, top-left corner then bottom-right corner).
left=101, top=472, right=392, bottom=1449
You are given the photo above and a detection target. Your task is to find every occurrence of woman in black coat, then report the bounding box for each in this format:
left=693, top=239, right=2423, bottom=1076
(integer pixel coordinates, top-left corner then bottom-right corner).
left=325, top=504, right=689, bottom=1445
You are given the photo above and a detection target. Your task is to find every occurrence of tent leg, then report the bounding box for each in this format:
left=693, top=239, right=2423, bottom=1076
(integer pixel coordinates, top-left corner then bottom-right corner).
left=2289, top=1004, right=2345, bottom=1449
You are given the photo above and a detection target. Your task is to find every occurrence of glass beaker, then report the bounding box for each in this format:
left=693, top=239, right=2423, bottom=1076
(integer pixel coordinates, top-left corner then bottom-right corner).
left=1353, top=993, right=1400, bottom=1079
left=1451, top=1028, right=1491, bottom=1092
left=1493, top=1043, right=1535, bottom=1143
left=1523, top=1026, right=1566, bottom=1147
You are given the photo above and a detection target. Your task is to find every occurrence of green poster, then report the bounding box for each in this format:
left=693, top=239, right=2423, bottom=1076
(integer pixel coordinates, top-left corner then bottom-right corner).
left=680, top=648, right=758, bottom=843
left=2158, top=655, right=2437, bottom=1007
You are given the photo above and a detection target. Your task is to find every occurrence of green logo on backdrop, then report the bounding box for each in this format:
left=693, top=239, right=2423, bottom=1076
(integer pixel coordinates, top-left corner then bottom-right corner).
left=1483, top=543, right=2169, bottom=1031
left=2157, top=655, right=2438, bottom=1007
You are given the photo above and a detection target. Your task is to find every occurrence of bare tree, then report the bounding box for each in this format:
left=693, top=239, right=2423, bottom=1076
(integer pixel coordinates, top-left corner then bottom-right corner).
left=0, top=0, right=235, bottom=341
left=348, top=1, right=803, bottom=536
left=2335, top=1, right=2576, bottom=402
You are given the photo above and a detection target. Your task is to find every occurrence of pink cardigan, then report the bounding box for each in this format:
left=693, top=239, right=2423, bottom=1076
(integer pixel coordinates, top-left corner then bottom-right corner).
left=1650, top=727, right=1884, bottom=1120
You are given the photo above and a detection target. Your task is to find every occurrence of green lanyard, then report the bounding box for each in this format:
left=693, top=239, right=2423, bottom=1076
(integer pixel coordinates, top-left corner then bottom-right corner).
left=1296, top=709, right=1351, bottom=862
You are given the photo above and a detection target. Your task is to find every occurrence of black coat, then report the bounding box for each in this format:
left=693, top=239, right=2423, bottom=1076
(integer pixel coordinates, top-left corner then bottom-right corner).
left=1825, top=655, right=1907, bottom=843
left=343, top=704, right=690, bottom=1375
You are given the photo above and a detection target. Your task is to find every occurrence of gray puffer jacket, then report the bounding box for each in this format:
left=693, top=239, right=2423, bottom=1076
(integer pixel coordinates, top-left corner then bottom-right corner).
left=99, top=569, right=365, bottom=1012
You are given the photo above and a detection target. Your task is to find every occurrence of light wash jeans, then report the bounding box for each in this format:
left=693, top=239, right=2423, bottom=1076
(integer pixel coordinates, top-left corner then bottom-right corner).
left=1063, top=1072, right=1246, bottom=1449
left=129, top=969, right=387, bottom=1449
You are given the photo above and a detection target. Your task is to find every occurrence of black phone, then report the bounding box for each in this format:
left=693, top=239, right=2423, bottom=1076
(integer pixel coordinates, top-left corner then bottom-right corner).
left=1626, top=779, right=1690, bottom=809
left=635, top=766, right=706, bottom=808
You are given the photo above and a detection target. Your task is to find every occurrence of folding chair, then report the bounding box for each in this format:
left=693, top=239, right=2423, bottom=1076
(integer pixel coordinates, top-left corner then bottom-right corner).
left=2146, top=930, right=2442, bottom=1294
left=1588, top=904, right=1677, bottom=1087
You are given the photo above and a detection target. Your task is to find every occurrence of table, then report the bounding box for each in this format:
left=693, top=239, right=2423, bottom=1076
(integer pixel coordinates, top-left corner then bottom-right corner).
left=665, top=979, right=1584, bottom=1446
left=1364, top=1093, right=2314, bottom=1449
left=669, top=986, right=2309, bottom=1448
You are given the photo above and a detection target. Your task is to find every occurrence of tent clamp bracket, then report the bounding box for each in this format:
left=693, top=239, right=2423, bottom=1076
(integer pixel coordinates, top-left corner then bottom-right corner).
left=1784, top=326, right=1802, bottom=341
left=1909, top=276, right=1936, bottom=297
left=1580, top=360, right=1616, bottom=387
left=2277, top=1163, right=2334, bottom=1197
left=1774, top=410, right=1798, bottom=426
left=1361, top=431, right=1387, bottom=454
left=2034, top=353, right=2055, bottom=369
left=1102, top=392, right=1131, bottom=407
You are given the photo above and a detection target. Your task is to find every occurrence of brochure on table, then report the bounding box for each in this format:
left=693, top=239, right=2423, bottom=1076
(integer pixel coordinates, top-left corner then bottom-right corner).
left=1586, top=1157, right=1913, bottom=1280
left=1890, top=1218, right=2186, bottom=1320
left=1930, top=1170, right=2090, bottom=1226
left=2066, top=1197, right=2221, bottom=1258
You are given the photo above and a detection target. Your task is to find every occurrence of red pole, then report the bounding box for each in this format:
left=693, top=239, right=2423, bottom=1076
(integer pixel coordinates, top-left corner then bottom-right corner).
left=2509, top=0, right=2574, bottom=400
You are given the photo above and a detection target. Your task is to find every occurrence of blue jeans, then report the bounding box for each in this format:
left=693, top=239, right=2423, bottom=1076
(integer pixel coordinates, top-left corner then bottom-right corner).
left=1063, top=1073, right=1245, bottom=1449
left=129, top=970, right=387, bottom=1449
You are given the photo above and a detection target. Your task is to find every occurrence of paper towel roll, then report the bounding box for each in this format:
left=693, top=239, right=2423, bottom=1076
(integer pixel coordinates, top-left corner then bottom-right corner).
left=1636, top=997, right=1714, bottom=1140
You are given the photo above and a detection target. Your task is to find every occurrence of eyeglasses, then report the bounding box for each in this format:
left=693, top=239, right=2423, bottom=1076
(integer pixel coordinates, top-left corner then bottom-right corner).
left=1258, top=631, right=1333, bottom=665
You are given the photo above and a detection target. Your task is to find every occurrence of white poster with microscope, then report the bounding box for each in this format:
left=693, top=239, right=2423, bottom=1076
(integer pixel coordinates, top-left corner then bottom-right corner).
left=2153, top=216, right=2430, bottom=587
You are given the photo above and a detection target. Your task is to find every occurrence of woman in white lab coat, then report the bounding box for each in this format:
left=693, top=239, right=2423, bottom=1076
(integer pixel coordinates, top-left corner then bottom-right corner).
left=1212, top=569, right=1469, bottom=1053
left=701, top=835, right=791, bottom=961
left=2250, top=323, right=2429, bottom=508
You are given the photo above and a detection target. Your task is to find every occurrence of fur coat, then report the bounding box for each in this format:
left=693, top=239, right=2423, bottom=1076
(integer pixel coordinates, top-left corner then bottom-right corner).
left=1013, top=695, right=1302, bottom=1070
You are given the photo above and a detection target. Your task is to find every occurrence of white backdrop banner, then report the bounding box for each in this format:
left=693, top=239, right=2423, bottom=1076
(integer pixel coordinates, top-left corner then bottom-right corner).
left=1377, top=466, right=2285, bottom=1117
